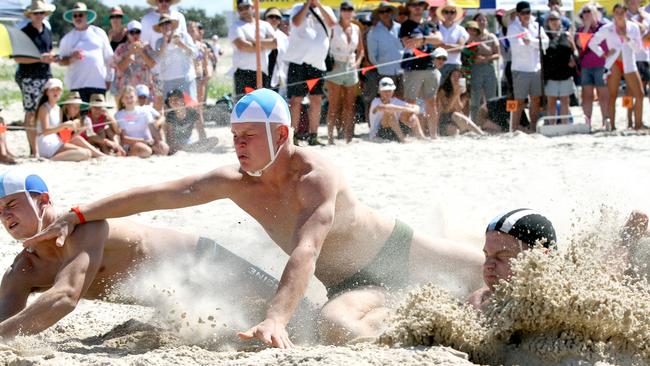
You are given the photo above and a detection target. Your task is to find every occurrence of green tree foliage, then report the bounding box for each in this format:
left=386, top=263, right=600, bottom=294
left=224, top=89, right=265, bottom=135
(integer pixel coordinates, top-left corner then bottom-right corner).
left=49, top=0, right=226, bottom=42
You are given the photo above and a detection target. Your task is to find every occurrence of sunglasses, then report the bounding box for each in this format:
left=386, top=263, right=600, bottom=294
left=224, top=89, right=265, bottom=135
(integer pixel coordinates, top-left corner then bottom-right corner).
left=442, top=9, right=457, bottom=14
left=582, top=9, right=591, bottom=14
left=72, top=13, right=85, bottom=18
left=159, top=0, right=171, bottom=3
left=129, top=29, right=141, bottom=34
left=520, top=10, right=531, bottom=14
left=435, top=56, right=447, bottom=60
left=109, top=15, right=123, bottom=19
left=378, top=9, right=392, bottom=14
left=31, top=11, right=46, bottom=16
left=341, top=7, right=354, bottom=11
left=267, top=15, right=282, bottom=20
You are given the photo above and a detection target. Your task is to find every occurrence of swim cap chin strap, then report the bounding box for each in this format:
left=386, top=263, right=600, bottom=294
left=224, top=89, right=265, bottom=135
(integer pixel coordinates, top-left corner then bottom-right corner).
left=244, top=121, right=284, bottom=177
left=24, top=191, right=45, bottom=238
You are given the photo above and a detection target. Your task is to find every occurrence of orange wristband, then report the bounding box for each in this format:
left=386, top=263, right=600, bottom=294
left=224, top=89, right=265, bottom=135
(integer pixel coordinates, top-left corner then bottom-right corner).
left=70, top=206, right=86, bottom=224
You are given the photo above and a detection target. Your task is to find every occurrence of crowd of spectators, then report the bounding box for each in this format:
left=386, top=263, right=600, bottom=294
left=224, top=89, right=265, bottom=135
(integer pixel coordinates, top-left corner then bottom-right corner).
left=3, top=0, right=650, bottom=165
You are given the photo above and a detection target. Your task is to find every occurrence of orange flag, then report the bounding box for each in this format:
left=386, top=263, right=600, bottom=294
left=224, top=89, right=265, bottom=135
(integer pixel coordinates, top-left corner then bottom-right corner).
left=0, top=125, right=6, bottom=134
left=516, top=32, right=526, bottom=39
left=244, top=86, right=255, bottom=94
left=577, top=32, right=593, bottom=50
left=58, top=128, right=72, bottom=143
left=466, top=41, right=481, bottom=48
left=413, top=48, right=429, bottom=58
left=361, top=65, right=376, bottom=75
left=306, top=78, right=320, bottom=92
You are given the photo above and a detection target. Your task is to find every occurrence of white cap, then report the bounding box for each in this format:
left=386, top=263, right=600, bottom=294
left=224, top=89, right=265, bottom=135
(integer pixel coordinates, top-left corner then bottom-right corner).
left=43, top=78, right=63, bottom=91
left=432, top=48, right=448, bottom=59
left=135, top=84, right=150, bottom=97
left=378, top=77, right=396, bottom=91
left=127, top=20, right=142, bottom=32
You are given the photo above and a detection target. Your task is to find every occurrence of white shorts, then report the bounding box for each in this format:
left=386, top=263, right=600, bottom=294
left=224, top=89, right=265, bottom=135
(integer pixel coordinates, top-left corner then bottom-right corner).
left=37, top=134, right=63, bottom=159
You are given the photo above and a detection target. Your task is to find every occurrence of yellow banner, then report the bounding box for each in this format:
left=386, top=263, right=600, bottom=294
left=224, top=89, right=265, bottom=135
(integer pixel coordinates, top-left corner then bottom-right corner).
left=233, top=1, right=406, bottom=11
left=573, top=0, right=618, bottom=13
left=0, top=25, right=12, bottom=58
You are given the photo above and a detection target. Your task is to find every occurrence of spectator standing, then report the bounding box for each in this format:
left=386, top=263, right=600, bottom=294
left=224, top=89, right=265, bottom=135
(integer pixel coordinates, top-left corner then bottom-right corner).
left=15, top=0, right=56, bottom=156
left=369, top=77, right=425, bottom=142
left=466, top=15, right=499, bottom=122
left=399, top=0, right=443, bottom=137
left=436, top=1, right=469, bottom=80
left=113, top=20, right=156, bottom=97
left=153, top=14, right=199, bottom=102
left=35, top=79, right=95, bottom=161
left=188, top=21, right=211, bottom=105
left=590, top=3, right=644, bottom=130
left=141, top=0, right=189, bottom=110
left=625, top=0, right=650, bottom=128
left=325, top=2, right=364, bottom=144
left=543, top=11, right=577, bottom=125
left=58, top=2, right=114, bottom=102
left=367, top=2, right=404, bottom=97
left=115, top=86, right=169, bottom=158
left=107, top=6, right=128, bottom=51
left=508, top=1, right=548, bottom=132
left=264, top=8, right=289, bottom=90
left=576, top=3, right=610, bottom=127
left=228, top=0, right=277, bottom=95
left=284, top=0, right=336, bottom=146
left=538, top=0, right=572, bottom=31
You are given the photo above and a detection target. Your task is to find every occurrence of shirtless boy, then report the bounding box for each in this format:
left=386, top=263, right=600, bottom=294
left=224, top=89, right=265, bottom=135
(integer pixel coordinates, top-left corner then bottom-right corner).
left=468, top=209, right=649, bottom=310
left=28, top=89, right=484, bottom=347
left=0, top=168, right=279, bottom=338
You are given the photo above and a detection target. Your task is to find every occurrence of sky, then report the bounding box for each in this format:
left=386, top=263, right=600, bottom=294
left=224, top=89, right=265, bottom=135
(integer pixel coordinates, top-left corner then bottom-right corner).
left=99, top=0, right=231, bottom=16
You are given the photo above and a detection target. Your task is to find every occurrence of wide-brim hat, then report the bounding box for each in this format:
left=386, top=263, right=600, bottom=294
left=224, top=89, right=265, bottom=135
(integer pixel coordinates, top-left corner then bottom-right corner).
left=24, top=0, right=56, bottom=17
left=147, top=0, right=181, bottom=6
left=436, top=1, right=464, bottom=22
left=406, top=0, right=430, bottom=10
left=88, top=94, right=113, bottom=108
left=63, top=2, right=97, bottom=24
left=375, top=1, right=397, bottom=15
left=153, top=14, right=179, bottom=33
left=464, top=20, right=480, bottom=31
left=58, top=91, right=88, bottom=108
left=264, top=7, right=283, bottom=19
left=501, top=8, right=517, bottom=27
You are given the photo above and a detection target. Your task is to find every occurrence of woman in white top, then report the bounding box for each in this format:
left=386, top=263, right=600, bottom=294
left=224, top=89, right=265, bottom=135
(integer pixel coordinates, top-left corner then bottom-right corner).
left=325, top=1, right=364, bottom=144
left=35, top=79, right=95, bottom=161
left=590, top=3, right=645, bottom=129
left=115, top=86, right=169, bottom=158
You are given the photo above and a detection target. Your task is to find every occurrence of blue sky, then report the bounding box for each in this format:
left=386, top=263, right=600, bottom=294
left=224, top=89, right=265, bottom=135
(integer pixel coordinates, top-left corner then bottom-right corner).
left=99, top=0, right=231, bottom=15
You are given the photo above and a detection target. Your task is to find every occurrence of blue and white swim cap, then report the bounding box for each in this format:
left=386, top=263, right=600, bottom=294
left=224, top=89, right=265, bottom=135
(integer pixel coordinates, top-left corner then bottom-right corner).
left=231, top=88, right=290, bottom=126
left=231, top=89, right=291, bottom=177
left=0, top=168, right=48, bottom=199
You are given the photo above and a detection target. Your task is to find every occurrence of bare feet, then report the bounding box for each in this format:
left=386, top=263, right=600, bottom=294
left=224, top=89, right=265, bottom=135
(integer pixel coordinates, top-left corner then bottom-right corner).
left=0, top=155, right=16, bottom=165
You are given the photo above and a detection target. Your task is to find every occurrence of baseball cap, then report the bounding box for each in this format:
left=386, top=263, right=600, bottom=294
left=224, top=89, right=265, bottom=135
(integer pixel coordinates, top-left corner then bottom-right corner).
left=378, top=77, right=396, bottom=91
left=127, top=20, right=142, bottom=32
left=136, top=84, right=150, bottom=98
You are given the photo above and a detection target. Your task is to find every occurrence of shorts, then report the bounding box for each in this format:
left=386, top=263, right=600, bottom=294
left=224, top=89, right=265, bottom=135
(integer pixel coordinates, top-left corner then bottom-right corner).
left=438, top=112, right=454, bottom=136
left=160, top=78, right=197, bottom=103
left=377, top=123, right=411, bottom=142
left=637, top=61, right=650, bottom=83
left=545, top=78, right=575, bottom=97
left=287, top=62, right=325, bottom=97
left=234, top=69, right=270, bottom=97
left=404, top=69, right=438, bottom=100
left=325, top=220, right=413, bottom=299
left=512, top=70, right=543, bottom=100
left=580, top=66, right=606, bottom=87
left=18, top=78, right=48, bottom=113
left=326, top=61, right=359, bottom=87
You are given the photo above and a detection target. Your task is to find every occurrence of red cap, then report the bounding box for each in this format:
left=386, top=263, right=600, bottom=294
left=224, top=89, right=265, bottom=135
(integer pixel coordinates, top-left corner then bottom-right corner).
left=109, top=6, right=124, bottom=16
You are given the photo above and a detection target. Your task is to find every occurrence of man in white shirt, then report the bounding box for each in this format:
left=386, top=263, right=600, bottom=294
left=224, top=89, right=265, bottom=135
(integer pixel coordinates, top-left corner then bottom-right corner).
left=283, top=0, right=336, bottom=146
left=507, top=1, right=548, bottom=132
left=369, top=77, right=425, bottom=142
left=228, top=0, right=277, bottom=98
left=57, top=2, right=113, bottom=102
left=435, top=1, right=469, bottom=81
left=140, top=0, right=189, bottom=110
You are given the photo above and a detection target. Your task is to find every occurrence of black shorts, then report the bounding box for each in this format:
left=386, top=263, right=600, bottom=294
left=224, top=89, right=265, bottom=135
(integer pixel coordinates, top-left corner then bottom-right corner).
left=287, top=62, right=325, bottom=98
left=234, top=69, right=270, bottom=97
left=637, top=61, right=650, bottom=84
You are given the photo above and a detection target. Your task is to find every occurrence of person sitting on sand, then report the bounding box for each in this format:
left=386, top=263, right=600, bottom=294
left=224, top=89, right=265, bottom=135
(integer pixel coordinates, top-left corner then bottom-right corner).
left=0, top=105, right=17, bottom=165
left=164, top=89, right=217, bottom=154
left=436, top=67, right=485, bottom=136
left=115, top=86, right=169, bottom=158
left=81, top=94, right=126, bottom=156
left=58, top=91, right=106, bottom=158
left=0, top=167, right=282, bottom=338
left=27, top=88, right=484, bottom=348
left=368, top=77, right=425, bottom=143
left=468, top=209, right=648, bottom=310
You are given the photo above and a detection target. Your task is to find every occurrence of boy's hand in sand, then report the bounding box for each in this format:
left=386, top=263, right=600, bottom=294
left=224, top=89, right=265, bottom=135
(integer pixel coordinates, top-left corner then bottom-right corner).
left=24, top=212, right=79, bottom=248
left=238, top=318, right=295, bottom=349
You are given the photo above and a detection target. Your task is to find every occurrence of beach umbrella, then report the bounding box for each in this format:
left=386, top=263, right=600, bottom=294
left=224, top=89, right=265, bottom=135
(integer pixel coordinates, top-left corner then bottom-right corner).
left=0, top=23, right=41, bottom=59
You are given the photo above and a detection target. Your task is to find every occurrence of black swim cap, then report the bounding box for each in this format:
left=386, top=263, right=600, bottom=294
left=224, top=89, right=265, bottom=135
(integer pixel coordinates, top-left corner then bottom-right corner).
left=486, top=209, right=557, bottom=249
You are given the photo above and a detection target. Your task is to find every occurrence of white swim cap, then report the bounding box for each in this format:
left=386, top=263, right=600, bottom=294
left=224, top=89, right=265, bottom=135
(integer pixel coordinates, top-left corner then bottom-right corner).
left=231, top=89, right=290, bottom=177
left=0, top=168, right=49, bottom=236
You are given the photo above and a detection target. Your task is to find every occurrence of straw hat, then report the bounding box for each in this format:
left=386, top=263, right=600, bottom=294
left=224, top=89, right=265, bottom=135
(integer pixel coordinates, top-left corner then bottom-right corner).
left=153, top=14, right=179, bottom=33
left=63, top=2, right=97, bottom=24
left=436, top=1, right=465, bottom=22
left=58, top=91, right=88, bottom=108
left=24, top=0, right=56, bottom=17
left=147, top=0, right=181, bottom=6
left=374, top=1, right=397, bottom=16
left=88, top=94, right=113, bottom=108
left=501, top=8, right=517, bottom=27
left=464, top=20, right=480, bottom=32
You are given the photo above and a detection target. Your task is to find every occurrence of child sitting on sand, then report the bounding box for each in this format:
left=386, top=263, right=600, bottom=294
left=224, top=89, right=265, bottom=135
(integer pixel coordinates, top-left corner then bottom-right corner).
left=368, top=77, right=425, bottom=143
left=115, top=86, right=169, bottom=158
left=82, top=94, right=126, bottom=156
left=0, top=104, right=16, bottom=165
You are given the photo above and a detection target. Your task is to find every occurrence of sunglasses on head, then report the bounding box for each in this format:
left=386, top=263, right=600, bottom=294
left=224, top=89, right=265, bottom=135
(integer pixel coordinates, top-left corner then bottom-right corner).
left=443, top=9, right=457, bottom=14
left=73, top=13, right=85, bottom=18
